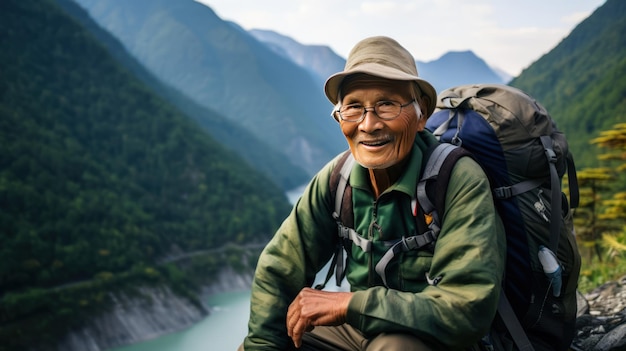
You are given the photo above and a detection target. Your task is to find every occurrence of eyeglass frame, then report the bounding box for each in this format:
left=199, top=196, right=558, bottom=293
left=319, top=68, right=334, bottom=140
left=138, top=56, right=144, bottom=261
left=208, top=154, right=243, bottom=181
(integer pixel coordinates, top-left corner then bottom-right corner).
left=331, top=99, right=416, bottom=123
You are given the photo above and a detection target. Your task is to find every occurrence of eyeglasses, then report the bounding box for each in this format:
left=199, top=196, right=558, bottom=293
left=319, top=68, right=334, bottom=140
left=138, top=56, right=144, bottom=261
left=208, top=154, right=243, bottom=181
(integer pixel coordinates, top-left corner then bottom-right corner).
left=332, top=100, right=415, bottom=123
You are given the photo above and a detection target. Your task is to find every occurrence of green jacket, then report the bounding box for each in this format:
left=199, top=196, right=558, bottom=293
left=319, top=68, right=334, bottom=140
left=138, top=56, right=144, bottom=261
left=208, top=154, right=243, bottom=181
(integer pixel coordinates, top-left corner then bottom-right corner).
left=244, top=131, right=506, bottom=350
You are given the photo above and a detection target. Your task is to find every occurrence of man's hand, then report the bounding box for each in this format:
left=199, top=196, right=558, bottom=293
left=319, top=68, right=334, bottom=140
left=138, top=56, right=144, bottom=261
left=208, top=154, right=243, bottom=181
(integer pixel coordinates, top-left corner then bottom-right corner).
left=286, top=288, right=353, bottom=348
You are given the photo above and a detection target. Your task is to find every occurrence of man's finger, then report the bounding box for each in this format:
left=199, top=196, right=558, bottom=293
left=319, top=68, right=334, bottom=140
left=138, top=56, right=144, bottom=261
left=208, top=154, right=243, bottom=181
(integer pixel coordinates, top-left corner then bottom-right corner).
left=287, top=291, right=305, bottom=337
left=290, top=314, right=309, bottom=348
left=286, top=305, right=300, bottom=338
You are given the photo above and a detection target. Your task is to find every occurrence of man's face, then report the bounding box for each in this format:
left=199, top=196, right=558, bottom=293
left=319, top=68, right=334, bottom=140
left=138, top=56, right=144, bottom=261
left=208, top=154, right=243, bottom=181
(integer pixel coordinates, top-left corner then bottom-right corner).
left=339, top=77, right=425, bottom=169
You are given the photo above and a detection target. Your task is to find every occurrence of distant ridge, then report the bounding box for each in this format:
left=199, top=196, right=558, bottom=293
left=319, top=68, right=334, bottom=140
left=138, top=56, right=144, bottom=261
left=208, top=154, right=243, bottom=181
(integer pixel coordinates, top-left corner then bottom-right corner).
left=249, top=29, right=345, bottom=87
left=251, top=29, right=507, bottom=95
left=417, top=50, right=507, bottom=92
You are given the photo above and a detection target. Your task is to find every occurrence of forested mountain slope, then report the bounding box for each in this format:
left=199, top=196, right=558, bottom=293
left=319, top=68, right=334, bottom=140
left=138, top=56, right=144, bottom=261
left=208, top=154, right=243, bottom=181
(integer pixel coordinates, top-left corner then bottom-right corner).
left=0, top=0, right=291, bottom=347
left=55, top=0, right=309, bottom=191
left=73, top=0, right=346, bottom=176
left=510, top=0, right=624, bottom=168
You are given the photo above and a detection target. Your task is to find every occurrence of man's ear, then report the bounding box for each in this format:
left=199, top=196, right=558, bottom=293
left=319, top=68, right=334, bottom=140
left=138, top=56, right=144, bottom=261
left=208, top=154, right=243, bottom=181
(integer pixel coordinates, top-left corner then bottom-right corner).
left=417, top=113, right=427, bottom=130
left=420, top=94, right=432, bottom=118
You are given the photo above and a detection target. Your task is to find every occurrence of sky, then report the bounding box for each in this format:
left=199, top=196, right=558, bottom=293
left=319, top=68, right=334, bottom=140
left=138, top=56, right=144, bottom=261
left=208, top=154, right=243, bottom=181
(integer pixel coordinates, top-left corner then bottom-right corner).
left=195, top=0, right=606, bottom=76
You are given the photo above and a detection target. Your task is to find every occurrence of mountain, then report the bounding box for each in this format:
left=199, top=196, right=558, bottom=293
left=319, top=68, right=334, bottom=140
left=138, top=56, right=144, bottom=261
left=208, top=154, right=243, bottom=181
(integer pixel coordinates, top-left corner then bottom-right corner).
left=249, top=29, right=345, bottom=87
left=417, top=51, right=508, bottom=93
left=54, top=0, right=309, bottom=191
left=491, top=66, right=513, bottom=84
left=509, top=0, right=624, bottom=168
left=251, top=29, right=507, bottom=95
left=72, top=0, right=346, bottom=176
left=0, top=0, right=291, bottom=348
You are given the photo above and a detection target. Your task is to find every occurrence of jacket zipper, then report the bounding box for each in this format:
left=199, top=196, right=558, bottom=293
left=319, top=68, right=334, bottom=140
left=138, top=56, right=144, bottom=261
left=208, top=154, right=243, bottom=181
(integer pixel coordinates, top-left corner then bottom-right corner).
left=368, top=199, right=380, bottom=285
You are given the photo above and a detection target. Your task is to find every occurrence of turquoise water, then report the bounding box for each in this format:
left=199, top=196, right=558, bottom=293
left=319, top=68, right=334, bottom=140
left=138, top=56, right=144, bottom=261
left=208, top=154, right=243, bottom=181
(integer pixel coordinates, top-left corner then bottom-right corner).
left=107, top=266, right=347, bottom=351
left=109, top=290, right=250, bottom=351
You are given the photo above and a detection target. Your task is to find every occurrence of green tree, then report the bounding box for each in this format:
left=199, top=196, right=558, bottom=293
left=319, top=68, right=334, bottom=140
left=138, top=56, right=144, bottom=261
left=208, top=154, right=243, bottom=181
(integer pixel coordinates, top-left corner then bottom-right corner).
left=592, top=122, right=626, bottom=261
left=575, top=167, right=614, bottom=261
left=577, top=123, right=626, bottom=292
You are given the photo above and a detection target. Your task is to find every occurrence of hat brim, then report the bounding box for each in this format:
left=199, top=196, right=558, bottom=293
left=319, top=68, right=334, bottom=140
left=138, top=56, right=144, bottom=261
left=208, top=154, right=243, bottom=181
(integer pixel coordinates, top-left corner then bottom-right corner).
left=324, top=62, right=437, bottom=117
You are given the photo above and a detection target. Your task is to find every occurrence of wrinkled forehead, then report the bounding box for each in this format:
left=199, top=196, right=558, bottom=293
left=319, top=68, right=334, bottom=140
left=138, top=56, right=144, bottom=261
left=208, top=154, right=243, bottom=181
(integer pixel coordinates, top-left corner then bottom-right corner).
left=339, top=73, right=413, bottom=102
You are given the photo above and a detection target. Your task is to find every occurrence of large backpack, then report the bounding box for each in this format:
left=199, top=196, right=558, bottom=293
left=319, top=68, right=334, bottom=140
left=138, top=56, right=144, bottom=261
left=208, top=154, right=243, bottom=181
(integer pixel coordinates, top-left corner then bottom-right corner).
left=322, top=84, right=581, bottom=351
left=428, top=84, right=581, bottom=350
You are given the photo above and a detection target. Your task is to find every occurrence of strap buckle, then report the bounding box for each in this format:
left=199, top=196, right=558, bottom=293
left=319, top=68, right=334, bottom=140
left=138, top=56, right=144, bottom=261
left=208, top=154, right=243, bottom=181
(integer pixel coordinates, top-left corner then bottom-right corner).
left=494, top=186, right=513, bottom=199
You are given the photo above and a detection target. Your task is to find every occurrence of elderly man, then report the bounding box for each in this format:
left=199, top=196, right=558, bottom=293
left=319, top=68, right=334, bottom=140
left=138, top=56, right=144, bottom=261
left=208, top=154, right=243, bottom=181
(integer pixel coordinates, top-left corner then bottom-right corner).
left=239, top=36, right=505, bottom=351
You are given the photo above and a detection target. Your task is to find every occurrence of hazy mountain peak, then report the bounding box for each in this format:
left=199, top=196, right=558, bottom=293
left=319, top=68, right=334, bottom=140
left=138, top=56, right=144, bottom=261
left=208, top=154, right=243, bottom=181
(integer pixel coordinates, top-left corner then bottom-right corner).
left=250, top=30, right=507, bottom=95
left=249, top=29, right=345, bottom=86
left=416, top=50, right=506, bottom=92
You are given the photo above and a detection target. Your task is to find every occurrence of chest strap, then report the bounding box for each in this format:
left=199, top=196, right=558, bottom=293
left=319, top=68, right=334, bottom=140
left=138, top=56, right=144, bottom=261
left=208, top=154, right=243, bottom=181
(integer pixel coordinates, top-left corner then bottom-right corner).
left=319, top=144, right=467, bottom=289
left=336, top=222, right=437, bottom=287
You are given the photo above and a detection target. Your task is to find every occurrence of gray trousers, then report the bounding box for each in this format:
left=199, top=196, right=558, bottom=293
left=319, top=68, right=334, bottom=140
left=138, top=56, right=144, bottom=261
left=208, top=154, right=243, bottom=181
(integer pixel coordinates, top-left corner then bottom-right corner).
left=238, top=324, right=434, bottom=351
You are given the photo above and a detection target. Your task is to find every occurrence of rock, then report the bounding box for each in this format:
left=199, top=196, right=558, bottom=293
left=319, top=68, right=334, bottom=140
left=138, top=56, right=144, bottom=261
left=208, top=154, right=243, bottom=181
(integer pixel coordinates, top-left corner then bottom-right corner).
left=595, top=324, right=626, bottom=351
left=572, top=276, right=626, bottom=351
left=39, top=268, right=254, bottom=351
left=50, top=285, right=208, bottom=351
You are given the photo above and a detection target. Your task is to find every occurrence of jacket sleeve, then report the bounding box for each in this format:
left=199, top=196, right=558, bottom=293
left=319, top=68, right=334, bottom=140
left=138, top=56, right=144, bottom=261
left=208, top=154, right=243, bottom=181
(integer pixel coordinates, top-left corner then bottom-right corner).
left=345, top=157, right=506, bottom=350
left=242, top=160, right=339, bottom=350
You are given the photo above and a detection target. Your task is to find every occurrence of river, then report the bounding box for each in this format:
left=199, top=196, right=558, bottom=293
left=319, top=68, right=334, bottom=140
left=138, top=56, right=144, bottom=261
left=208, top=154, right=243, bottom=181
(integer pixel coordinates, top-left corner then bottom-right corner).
left=108, top=268, right=348, bottom=351
left=109, top=290, right=251, bottom=351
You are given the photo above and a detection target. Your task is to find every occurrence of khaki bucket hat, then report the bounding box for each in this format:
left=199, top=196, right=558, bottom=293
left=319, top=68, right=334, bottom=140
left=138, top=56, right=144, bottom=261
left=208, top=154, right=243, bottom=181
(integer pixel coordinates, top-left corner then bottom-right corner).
left=324, top=36, right=437, bottom=117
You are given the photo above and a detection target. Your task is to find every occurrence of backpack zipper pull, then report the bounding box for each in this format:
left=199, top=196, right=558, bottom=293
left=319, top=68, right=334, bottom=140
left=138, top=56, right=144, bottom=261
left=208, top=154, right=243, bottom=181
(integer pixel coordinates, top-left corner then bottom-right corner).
left=534, top=189, right=549, bottom=222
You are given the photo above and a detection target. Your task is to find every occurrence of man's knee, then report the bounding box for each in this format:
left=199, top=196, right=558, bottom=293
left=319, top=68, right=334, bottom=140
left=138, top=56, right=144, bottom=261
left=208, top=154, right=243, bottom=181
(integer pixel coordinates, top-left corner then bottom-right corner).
left=365, top=333, right=434, bottom=351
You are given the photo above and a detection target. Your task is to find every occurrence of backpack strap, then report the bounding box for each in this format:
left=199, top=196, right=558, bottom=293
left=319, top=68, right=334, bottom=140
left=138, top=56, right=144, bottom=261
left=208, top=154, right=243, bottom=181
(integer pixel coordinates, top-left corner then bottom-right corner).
left=493, top=179, right=544, bottom=199
left=497, top=292, right=536, bottom=351
left=566, top=151, right=579, bottom=208
left=417, top=143, right=464, bottom=222
left=316, top=151, right=355, bottom=290
left=331, top=151, right=356, bottom=225
left=539, top=135, right=562, bottom=252
left=375, top=143, right=472, bottom=287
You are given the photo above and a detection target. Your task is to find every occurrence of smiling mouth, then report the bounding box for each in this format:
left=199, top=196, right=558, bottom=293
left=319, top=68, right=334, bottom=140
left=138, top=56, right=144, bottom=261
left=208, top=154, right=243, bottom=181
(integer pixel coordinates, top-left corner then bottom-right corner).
left=360, top=139, right=391, bottom=147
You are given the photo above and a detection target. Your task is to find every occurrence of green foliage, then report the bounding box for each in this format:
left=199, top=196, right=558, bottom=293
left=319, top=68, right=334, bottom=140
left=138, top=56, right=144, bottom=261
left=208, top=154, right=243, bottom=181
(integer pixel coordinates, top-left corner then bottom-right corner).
left=510, top=0, right=626, bottom=169
left=0, top=262, right=188, bottom=350
left=578, top=226, right=626, bottom=293
left=508, top=0, right=626, bottom=291
left=591, top=123, right=626, bottom=172
left=53, top=0, right=311, bottom=191
left=0, top=0, right=291, bottom=348
left=574, top=123, right=626, bottom=292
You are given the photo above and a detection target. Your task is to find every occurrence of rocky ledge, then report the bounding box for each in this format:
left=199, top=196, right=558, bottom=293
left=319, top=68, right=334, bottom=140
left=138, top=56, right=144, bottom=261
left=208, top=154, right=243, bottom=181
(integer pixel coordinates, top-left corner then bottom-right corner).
left=573, top=276, right=626, bottom=351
